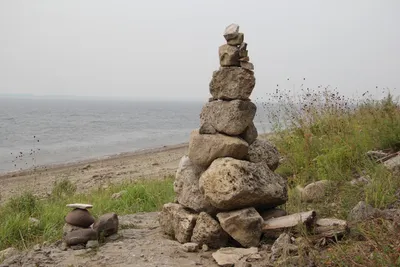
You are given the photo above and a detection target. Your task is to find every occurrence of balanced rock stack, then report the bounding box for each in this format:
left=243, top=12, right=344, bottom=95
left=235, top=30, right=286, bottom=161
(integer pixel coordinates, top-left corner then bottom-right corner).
left=160, top=24, right=288, bottom=249
left=63, top=203, right=119, bottom=248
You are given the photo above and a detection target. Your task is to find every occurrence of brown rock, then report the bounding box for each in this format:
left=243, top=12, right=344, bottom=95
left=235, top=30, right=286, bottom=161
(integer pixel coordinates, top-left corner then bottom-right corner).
left=200, top=100, right=257, bottom=136
left=246, top=139, right=280, bottom=171
left=240, top=122, right=258, bottom=145
left=239, top=50, right=248, bottom=58
left=217, top=207, right=263, bottom=248
left=219, top=44, right=240, bottom=67
left=64, top=228, right=98, bottom=246
left=209, top=67, right=255, bottom=100
left=173, top=156, right=215, bottom=213
left=93, top=213, right=119, bottom=237
left=188, top=130, right=248, bottom=168
left=62, top=223, right=85, bottom=237
left=239, top=56, right=250, bottom=62
left=199, top=158, right=287, bottom=210
left=191, top=212, right=229, bottom=248
left=159, top=203, right=198, bottom=243
left=240, top=61, right=254, bottom=71
left=65, top=208, right=95, bottom=228
left=227, top=33, right=244, bottom=46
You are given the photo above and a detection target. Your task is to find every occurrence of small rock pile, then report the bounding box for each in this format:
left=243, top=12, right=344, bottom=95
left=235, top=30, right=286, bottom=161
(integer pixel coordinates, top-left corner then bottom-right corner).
left=63, top=203, right=119, bottom=249
left=159, top=23, right=288, bottom=249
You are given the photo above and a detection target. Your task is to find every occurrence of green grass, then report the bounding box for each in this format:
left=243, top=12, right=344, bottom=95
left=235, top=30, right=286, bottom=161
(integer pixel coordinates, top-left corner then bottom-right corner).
left=261, top=89, right=400, bottom=266
left=0, top=176, right=175, bottom=251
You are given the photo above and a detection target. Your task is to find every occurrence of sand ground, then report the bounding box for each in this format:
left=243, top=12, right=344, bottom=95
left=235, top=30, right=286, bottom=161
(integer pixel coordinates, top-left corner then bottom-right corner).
left=0, top=144, right=188, bottom=204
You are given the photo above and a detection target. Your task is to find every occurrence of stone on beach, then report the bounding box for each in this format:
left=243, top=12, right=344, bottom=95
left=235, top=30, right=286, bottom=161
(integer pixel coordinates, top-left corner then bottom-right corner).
left=93, top=213, right=119, bottom=237
left=64, top=228, right=98, bottom=246
left=217, top=207, right=263, bottom=248
left=188, top=130, right=248, bottom=168
left=174, top=156, right=216, bottom=213
left=191, top=212, right=229, bottom=248
left=219, top=44, right=240, bottom=67
left=240, top=61, right=254, bottom=71
left=199, top=157, right=288, bottom=210
left=209, top=67, right=255, bottom=100
left=159, top=203, right=198, bottom=243
left=200, top=100, right=257, bottom=136
left=65, top=208, right=95, bottom=228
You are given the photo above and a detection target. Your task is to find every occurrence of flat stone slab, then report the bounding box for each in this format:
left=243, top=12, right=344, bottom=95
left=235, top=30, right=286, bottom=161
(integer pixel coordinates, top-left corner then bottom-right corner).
left=66, top=203, right=93, bottom=209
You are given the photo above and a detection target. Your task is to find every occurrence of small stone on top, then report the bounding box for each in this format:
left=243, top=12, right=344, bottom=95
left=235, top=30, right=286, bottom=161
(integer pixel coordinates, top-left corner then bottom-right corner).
left=224, top=23, right=240, bottom=41
left=66, top=203, right=93, bottom=209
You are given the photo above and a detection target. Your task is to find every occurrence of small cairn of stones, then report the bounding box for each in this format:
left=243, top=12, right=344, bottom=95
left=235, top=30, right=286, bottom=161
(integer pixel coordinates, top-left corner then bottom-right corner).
left=63, top=203, right=119, bottom=249
left=159, top=23, right=288, bottom=249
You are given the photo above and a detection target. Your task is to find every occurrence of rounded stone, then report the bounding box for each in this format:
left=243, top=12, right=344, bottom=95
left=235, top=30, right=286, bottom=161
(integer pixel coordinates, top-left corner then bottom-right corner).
left=65, top=208, right=95, bottom=228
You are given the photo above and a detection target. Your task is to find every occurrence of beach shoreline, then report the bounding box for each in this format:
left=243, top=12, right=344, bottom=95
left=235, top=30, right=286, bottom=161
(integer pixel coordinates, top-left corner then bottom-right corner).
left=0, top=142, right=189, bottom=204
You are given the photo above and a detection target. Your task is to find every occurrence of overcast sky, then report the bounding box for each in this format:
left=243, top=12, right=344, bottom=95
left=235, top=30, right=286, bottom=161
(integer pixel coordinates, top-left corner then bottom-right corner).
left=0, top=1, right=399, bottom=101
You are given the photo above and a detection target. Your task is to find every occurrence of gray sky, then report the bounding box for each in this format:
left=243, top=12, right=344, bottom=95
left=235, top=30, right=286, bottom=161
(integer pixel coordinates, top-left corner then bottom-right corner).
left=0, top=0, right=399, bottom=101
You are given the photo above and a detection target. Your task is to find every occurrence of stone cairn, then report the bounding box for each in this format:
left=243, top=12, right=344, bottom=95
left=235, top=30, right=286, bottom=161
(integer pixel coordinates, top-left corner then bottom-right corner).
left=159, top=24, right=289, bottom=249
left=63, top=203, right=119, bottom=249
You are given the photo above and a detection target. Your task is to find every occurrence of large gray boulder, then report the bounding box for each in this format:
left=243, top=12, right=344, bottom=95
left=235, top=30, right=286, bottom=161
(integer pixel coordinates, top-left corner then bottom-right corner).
left=173, top=156, right=216, bottom=213
left=246, top=138, right=280, bottom=171
left=209, top=67, right=255, bottom=100
left=64, top=228, right=98, bottom=246
left=93, top=213, right=119, bottom=237
left=200, top=100, right=257, bottom=136
left=217, top=207, right=263, bottom=248
left=219, top=44, right=240, bottom=67
left=159, top=203, right=198, bottom=243
left=199, top=158, right=288, bottom=211
left=191, top=212, right=229, bottom=248
left=188, top=130, right=248, bottom=168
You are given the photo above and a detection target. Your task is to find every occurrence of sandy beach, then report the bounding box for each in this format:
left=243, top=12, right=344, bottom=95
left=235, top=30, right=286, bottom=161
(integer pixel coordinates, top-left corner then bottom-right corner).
left=0, top=143, right=188, bottom=204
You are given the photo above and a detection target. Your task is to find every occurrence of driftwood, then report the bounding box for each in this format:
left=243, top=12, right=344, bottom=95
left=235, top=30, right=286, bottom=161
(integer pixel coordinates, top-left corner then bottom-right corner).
left=314, top=218, right=349, bottom=238
left=262, top=210, right=316, bottom=237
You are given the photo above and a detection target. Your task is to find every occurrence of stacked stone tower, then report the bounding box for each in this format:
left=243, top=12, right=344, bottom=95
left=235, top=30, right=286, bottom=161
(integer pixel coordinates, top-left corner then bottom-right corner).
left=160, top=24, right=288, bottom=249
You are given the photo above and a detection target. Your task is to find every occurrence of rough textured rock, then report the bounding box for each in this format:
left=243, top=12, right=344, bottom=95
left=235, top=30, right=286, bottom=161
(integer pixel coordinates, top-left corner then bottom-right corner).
left=223, top=23, right=240, bottom=41
left=0, top=247, right=18, bottom=261
left=182, top=242, right=199, bottom=253
left=188, top=130, right=248, bottom=168
left=239, top=56, right=250, bottom=62
left=348, top=201, right=381, bottom=222
left=200, top=100, right=257, bottom=136
left=219, top=44, right=240, bottom=67
left=64, top=208, right=95, bottom=228
left=209, top=67, right=255, bottom=100
left=384, top=154, right=400, bottom=175
left=93, top=213, right=119, bottom=237
left=191, top=212, right=229, bottom=248
left=239, top=49, right=248, bottom=58
left=259, top=208, right=287, bottom=221
left=212, top=247, right=258, bottom=267
left=270, top=233, right=298, bottom=262
left=300, top=180, right=331, bottom=202
left=246, top=139, right=280, bottom=171
left=62, top=223, right=85, bottom=237
left=217, top=207, right=263, bottom=248
left=199, top=122, right=217, bottom=134
left=173, top=156, right=215, bottom=213
left=240, top=122, right=258, bottom=145
left=227, top=33, right=244, bottom=46
left=64, top=228, right=98, bottom=246
left=159, top=203, right=198, bottom=243
left=240, top=61, right=254, bottom=71
left=199, top=158, right=287, bottom=210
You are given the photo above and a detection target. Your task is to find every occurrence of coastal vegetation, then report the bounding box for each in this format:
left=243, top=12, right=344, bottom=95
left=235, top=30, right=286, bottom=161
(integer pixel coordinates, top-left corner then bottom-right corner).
left=1, top=88, right=399, bottom=266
